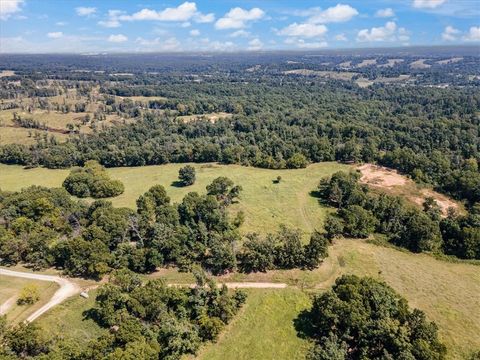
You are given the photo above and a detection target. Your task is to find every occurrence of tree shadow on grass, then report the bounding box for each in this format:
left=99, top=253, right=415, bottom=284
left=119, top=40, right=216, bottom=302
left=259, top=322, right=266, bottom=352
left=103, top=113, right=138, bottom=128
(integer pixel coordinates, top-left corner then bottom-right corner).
left=83, top=308, right=108, bottom=327
left=170, top=180, right=185, bottom=188
left=293, top=309, right=316, bottom=340
left=309, top=190, right=330, bottom=206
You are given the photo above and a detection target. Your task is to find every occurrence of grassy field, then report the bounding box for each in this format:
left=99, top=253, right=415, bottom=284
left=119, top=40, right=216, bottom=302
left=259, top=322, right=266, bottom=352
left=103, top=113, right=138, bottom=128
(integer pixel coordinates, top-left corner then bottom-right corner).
left=0, top=275, right=59, bottom=324
left=36, top=289, right=105, bottom=345
left=0, top=162, right=349, bottom=236
left=191, top=240, right=480, bottom=360
left=195, top=289, right=311, bottom=360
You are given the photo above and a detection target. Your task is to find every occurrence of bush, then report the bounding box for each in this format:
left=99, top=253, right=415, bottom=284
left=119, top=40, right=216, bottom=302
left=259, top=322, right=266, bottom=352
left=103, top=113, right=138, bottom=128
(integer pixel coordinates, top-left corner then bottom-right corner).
left=17, top=284, right=40, bottom=305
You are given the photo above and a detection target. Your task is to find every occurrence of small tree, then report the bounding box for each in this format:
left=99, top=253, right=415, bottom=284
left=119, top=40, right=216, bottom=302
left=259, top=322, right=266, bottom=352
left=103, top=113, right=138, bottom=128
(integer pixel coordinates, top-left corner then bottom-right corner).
left=179, top=165, right=196, bottom=186
left=17, top=284, right=40, bottom=305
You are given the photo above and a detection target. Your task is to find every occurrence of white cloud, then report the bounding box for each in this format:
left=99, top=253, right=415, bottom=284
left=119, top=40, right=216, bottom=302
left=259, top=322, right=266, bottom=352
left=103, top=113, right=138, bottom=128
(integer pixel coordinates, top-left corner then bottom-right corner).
left=98, top=10, right=123, bottom=28
left=181, top=21, right=191, bottom=27
left=230, top=30, right=250, bottom=38
left=76, top=7, right=96, bottom=17
left=189, top=29, right=200, bottom=36
left=463, top=26, right=480, bottom=41
left=115, top=2, right=212, bottom=24
left=412, top=0, right=446, bottom=9
left=398, top=27, right=410, bottom=42
left=195, top=38, right=236, bottom=51
left=285, top=37, right=328, bottom=49
left=108, top=34, right=128, bottom=43
left=357, top=21, right=409, bottom=42
left=99, top=19, right=120, bottom=28
left=335, top=33, right=347, bottom=41
left=120, top=2, right=196, bottom=22
left=442, top=26, right=460, bottom=41
left=301, top=4, right=358, bottom=24
left=47, top=32, right=63, bottom=39
left=0, top=0, right=24, bottom=20
left=215, top=7, right=264, bottom=29
left=195, top=12, right=214, bottom=23
left=135, top=37, right=181, bottom=51
left=375, top=8, right=395, bottom=17
left=278, top=23, right=328, bottom=38
left=56, top=21, right=67, bottom=26
left=248, top=38, right=263, bottom=50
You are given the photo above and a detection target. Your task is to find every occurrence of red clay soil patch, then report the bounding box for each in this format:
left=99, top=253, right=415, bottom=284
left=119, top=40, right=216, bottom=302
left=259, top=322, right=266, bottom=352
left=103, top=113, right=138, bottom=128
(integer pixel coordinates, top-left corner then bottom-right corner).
left=357, top=164, right=460, bottom=217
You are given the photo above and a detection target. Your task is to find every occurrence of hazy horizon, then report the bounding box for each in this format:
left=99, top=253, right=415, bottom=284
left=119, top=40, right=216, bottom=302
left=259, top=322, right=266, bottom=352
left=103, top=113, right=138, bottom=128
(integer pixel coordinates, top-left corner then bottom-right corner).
left=1, top=0, right=479, bottom=54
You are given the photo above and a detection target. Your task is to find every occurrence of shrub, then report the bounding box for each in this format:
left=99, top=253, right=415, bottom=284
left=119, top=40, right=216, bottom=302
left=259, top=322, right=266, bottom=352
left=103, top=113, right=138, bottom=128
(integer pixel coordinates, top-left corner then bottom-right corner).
left=17, top=284, right=40, bottom=305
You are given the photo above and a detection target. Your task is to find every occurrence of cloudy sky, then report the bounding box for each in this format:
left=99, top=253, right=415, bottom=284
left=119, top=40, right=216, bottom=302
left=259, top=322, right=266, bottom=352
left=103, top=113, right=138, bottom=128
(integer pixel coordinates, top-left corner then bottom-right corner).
left=1, top=0, right=479, bottom=53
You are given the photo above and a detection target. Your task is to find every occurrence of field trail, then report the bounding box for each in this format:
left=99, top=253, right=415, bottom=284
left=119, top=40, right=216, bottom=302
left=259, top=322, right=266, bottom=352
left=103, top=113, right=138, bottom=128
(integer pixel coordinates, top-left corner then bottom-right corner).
left=0, top=268, right=81, bottom=322
left=0, top=296, right=16, bottom=315
left=168, top=282, right=287, bottom=289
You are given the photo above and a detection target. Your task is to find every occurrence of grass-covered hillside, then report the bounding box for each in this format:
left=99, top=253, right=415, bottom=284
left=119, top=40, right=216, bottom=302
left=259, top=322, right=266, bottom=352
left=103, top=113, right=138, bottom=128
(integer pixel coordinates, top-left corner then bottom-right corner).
left=0, top=162, right=349, bottom=236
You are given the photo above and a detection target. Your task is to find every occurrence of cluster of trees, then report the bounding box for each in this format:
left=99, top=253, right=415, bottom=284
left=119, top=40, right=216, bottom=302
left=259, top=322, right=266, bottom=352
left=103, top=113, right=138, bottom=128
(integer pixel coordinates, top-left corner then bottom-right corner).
left=298, top=275, right=447, bottom=360
left=319, top=171, right=480, bottom=259
left=240, top=227, right=328, bottom=272
left=0, top=176, right=327, bottom=279
left=12, top=112, right=48, bottom=130
left=62, top=160, right=124, bottom=198
left=0, top=270, right=246, bottom=359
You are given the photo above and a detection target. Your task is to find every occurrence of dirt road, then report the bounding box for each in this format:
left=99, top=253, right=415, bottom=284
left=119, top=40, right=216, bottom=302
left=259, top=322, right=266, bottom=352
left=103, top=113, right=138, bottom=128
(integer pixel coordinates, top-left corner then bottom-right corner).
left=168, top=282, right=287, bottom=289
left=0, top=268, right=81, bottom=322
left=0, top=296, right=16, bottom=315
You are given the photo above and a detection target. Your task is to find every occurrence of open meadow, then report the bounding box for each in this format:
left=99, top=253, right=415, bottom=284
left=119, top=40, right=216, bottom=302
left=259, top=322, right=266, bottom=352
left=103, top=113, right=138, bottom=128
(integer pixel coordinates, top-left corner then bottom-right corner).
left=0, top=162, right=349, bottom=236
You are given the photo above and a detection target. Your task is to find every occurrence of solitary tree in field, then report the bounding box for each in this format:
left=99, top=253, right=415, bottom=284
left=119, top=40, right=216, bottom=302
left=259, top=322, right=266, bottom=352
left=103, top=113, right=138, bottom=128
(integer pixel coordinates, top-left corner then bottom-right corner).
left=179, top=165, right=196, bottom=186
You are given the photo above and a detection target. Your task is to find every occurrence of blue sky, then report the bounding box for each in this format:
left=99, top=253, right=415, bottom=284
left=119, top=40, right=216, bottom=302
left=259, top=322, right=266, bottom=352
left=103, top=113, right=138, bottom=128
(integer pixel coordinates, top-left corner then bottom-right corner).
left=1, top=0, right=479, bottom=53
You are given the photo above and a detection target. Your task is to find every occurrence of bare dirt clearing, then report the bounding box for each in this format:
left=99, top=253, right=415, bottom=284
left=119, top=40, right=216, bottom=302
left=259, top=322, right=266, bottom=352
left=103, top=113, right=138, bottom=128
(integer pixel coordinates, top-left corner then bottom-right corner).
left=410, top=59, right=431, bottom=69
left=357, top=164, right=460, bottom=216
left=283, top=69, right=356, bottom=81
left=437, top=57, right=463, bottom=65
left=0, top=70, right=15, bottom=77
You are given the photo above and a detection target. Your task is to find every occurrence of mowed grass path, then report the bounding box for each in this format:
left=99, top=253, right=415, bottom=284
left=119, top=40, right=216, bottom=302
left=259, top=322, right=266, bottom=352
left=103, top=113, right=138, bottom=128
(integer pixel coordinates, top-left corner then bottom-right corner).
left=0, top=162, right=348, bottom=235
left=195, top=289, right=311, bottom=360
